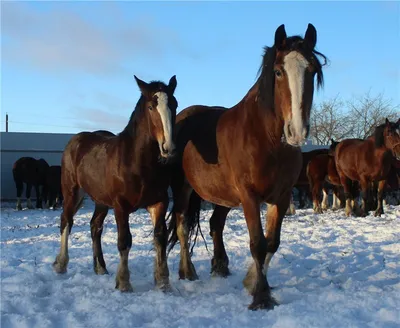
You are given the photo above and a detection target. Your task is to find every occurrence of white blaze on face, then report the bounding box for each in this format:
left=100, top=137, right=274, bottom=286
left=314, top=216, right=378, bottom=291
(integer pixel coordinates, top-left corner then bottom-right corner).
left=283, top=51, right=309, bottom=142
left=154, top=92, right=173, bottom=153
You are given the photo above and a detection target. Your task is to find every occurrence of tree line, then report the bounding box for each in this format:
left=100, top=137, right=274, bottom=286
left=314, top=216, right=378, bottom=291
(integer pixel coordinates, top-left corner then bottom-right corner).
left=310, top=91, right=399, bottom=145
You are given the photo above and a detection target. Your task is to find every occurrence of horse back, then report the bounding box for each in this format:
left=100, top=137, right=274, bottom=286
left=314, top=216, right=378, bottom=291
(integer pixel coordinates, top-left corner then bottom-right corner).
left=13, top=157, right=48, bottom=185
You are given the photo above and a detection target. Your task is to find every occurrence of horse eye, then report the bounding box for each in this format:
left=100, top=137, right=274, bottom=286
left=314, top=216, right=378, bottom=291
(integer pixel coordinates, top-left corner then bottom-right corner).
left=275, top=70, right=282, bottom=78
left=148, top=106, right=153, bottom=111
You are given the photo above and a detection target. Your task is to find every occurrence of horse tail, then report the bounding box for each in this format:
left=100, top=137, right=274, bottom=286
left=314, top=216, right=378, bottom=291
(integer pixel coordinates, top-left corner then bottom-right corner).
left=167, top=191, right=204, bottom=256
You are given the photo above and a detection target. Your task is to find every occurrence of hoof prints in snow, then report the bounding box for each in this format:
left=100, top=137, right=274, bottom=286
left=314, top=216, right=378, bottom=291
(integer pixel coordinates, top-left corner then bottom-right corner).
left=1, top=202, right=400, bottom=328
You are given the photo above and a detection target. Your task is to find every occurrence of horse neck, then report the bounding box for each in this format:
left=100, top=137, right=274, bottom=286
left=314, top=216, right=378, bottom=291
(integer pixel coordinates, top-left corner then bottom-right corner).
left=119, top=111, right=158, bottom=162
left=235, top=83, right=284, bottom=147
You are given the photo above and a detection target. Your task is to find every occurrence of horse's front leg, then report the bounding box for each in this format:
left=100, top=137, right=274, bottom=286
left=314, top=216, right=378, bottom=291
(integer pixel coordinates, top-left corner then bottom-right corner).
left=209, top=205, right=231, bottom=277
left=147, top=198, right=170, bottom=291
left=114, top=207, right=133, bottom=292
left=241, top=190, right=276, bottom=310
left=90, top=203, right=109, bottom=275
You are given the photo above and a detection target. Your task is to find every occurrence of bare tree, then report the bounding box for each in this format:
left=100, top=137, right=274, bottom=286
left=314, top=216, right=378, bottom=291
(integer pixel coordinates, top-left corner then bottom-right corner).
left=310, top=92, right=399, bottom=145
left=346, top=91, right=399, bottom=139
left=310, top=95, right=349, bottom=145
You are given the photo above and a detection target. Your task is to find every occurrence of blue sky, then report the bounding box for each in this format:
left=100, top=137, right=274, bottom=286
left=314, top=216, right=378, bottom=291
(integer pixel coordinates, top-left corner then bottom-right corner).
left=1, top=1, right=399, bottom=134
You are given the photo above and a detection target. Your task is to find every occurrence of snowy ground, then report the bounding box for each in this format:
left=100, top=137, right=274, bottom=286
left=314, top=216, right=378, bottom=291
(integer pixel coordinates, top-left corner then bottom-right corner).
left=1, top=200, right=399, bottom=328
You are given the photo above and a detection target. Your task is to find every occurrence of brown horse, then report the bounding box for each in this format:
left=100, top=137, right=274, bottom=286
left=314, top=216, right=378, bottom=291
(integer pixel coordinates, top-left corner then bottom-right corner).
left=53, top=75, right=178, bottom=292
left=167, top=24, right=326, bottom=310
left=287, top=148, right=329, bottom=213
left=306, top=140, right=345, bottom=213
left=335, top=118, right=400, bottom=217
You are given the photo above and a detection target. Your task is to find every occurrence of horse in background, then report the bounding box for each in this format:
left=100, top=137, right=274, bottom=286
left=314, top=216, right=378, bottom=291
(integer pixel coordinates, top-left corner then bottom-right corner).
left=306, top=139, right=345, bottom=213
left=335, top=118, right=400, bottom=216
left=12, top=157, right=49, bottom=210
left=53, top=75, right=178, bottom=293
left=168, top=24, right=326, bottom=310
left=287, top=148, right=329, bottom=214
left=45, top=165, right=63, bottom=210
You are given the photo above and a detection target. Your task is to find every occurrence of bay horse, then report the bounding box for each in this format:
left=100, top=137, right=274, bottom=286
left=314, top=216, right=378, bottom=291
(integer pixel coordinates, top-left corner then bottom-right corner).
left=306, top=140, right=345, bottom=213
left=53, top=75, right=178, bottom=292
left=12, top=157, right=49, bottom=210
left=45, top=165, right=63, bottom=209
left=288, top=148, right=329, bottom=212
left=335, top=118, right=400, bottom=217
left=167, top=24, right=326, bottom=310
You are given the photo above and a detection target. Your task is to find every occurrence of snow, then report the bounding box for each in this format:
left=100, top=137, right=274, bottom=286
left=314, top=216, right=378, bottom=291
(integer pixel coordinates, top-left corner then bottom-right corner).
left=1, top=201, right=400, bottom=328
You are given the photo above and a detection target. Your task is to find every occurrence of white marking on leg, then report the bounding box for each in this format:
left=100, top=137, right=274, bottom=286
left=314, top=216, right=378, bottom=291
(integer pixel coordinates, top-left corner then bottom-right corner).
left=60, top=224, right=70, bottom=260
left=284, top=51, right=309, bottom=142
left=322, top=190, right=329, bottom=209
left=263, top=253, right=274, bottom=276
left=155, top=92, right=174, bottom=154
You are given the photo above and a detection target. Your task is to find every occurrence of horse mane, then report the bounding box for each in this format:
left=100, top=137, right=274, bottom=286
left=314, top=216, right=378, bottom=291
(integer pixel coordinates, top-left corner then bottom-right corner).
left=374, top=123, right=386, bottom=148
left=120, top=80, right=169, bottom=136
left=256, top=36, right=327, bottom=110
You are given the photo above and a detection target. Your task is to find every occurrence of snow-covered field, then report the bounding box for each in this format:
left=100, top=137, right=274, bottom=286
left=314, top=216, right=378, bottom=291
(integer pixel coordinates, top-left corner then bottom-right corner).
left=1, top=201, right=399, bottom=328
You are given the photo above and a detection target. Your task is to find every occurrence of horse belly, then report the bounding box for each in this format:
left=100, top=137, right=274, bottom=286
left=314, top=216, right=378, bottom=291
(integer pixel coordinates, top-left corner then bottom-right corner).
left=182, top=142, right=240, bottom=207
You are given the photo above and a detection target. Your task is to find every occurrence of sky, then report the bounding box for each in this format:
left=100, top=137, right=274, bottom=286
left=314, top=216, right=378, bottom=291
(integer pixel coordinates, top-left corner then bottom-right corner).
left=1, top=0, right=399, bottom=134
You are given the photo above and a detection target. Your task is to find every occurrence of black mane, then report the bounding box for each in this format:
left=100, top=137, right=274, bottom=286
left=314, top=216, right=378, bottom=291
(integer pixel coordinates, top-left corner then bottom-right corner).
left=256, top=35, right=327, bottom=110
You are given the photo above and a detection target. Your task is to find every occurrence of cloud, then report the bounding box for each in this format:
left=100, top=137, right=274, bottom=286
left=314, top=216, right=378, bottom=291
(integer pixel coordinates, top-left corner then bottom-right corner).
left=1, top=2, right=198, bottom=76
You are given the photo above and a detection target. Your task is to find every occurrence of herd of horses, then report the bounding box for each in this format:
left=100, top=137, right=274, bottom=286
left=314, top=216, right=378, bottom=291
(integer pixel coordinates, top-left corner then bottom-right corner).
left=12, top=157, right=63, bottom=210
left=11, top=24, right=400, bottom=310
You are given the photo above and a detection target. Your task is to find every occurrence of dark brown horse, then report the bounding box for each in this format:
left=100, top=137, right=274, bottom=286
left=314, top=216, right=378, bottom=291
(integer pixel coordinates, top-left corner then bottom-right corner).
left=306, top=140, right=345, bottom=213
left=335, top=118, right=400, bottom=217
left=53, top=76, right=178, bottom=292
left=167, top=24, right=326, bottom=310
left=288, top=148, right=329, bottom=212
left=12, top=157, right=49, bottom=210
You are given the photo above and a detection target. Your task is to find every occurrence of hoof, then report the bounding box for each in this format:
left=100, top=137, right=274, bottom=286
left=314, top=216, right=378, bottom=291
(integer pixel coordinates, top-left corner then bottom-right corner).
left=115, top=280, right=133, bottom=292
left=331, top=206, right=340, bottom=211
left=16, top=205, right=22, bottom=211
left=314, top=207, right=323, bottom=214
left=179, top=261, right=199, bottom=281
left=211, top=258, right=231, bottom=278
left=374, top=209, right=384, bottom=217
left=157, top=282, right=172, bottom=293
left=53, top=260, right=67, bottom=274
left=94, top=266, right=109, bottom=275
left=248, top=294, right=278, bottom=311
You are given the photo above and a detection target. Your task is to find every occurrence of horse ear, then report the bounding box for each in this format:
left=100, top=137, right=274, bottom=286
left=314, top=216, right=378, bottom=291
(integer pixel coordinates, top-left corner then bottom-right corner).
left=331, top=138, right=334, bottom=144
left=168, top=75, right=177, bottom=94
left=385, top=118, right=390, bottom=125
left=134, top=75, right=149, bottom=95
left=304, top=23, right=317, bottom=50
left=274, top=24, right=287, bottom=49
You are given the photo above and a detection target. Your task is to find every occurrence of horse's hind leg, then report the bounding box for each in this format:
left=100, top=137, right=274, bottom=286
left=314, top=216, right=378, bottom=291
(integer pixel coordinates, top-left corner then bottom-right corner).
left=374, top=180, right=386, bottom=217
left=53, top=187, right=84, bottom=273
left=114, top=207, right=133, bottom=292
left=147, top=198, right=170, bottom=291
left=90, top=203, right=109, bottom=275
left=210, top=205, right=231, bottom=277
left=26, top=183, right=34, bottom=209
